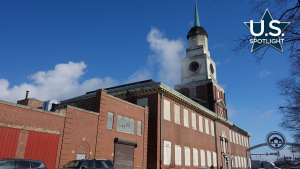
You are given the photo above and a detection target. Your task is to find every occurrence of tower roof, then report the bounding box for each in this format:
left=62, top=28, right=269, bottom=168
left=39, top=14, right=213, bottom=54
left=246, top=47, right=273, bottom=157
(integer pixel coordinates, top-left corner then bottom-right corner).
left=187, top=26, right=208, bottom=39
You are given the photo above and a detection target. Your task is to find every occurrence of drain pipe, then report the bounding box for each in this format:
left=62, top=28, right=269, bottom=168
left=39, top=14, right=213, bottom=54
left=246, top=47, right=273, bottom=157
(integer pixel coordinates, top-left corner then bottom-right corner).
left=214, top=119, right=219, bottom=169
left=160, top=93, right=163, bottom=169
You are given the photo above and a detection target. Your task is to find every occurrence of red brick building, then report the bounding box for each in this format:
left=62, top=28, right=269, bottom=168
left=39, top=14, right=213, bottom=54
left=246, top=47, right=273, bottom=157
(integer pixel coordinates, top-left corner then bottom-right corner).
left=0, top=3, right=252, bottom=169
left=0, top=90, right=148, bottom=169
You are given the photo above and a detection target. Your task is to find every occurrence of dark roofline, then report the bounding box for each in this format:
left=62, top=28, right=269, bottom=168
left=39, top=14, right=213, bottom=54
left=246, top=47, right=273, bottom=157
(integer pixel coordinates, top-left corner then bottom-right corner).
left=86, top=79, right=157, bottom=94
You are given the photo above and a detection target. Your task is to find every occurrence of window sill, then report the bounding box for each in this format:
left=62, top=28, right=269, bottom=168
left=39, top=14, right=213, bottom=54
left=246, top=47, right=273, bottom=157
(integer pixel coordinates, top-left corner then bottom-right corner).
left=106, top=128, right=113, bottom=131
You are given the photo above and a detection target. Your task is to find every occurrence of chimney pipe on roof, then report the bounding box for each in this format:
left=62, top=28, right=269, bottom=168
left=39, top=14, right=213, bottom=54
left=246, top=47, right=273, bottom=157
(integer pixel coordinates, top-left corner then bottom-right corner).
left=25, top=91, right=29, bottom=99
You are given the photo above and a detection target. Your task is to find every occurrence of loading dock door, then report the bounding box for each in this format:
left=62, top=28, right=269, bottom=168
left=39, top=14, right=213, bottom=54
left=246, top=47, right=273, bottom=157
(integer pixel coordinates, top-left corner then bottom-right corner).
left=0, top=126, right=20, bottom=158
left=113, top=137, right=137, bottom=169
left=24, top=131, right=59, bottom=169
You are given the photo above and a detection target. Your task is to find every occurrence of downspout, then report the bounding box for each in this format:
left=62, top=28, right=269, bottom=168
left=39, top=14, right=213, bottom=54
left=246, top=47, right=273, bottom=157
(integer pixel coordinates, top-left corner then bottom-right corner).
left=160, top=93, right=163, bottom=169
left=214, top=119, right=219, bottom=169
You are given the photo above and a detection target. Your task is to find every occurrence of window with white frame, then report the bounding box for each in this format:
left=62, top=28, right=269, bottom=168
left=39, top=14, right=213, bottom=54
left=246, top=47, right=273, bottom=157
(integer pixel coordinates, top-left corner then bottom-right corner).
left=184, top=109, right=189, bottom=127
left=231, top=156, right=234, bottom=168
left=205, top=119, right=209, bottom=134
left=137, top=120, right=142, bottom=135
left=232, top=131, right=235, bottom=143
left=229, top=130, right=232, bottom=142
left=193, top=148, right=198, bottom=166
left=211, top=121, right=214, bottom=136
left=235, top=156, right=238, bottom=168
left=174, top=104, right=180, bottom=124
left=236, top=133, right=239, bottom=145
left=248, top=158, right=251, bottom=168
left=107, top=112, right=114, bottom=130
left=238, top=156, right=241, bottom=168
left=175, top=145, right=181, bottom=166
left=239, top=134, right=241, bottom=145
left=200, top=149, right=205, bottom=167
left=163, top=141, right=171, bottom=165
left=242, top=136, right=244, bottom=146
left=192, top=113, right=197, bottom=130
left=199, top=116, right=203, bottom=132
left=213, top=152, right=217, bottom=167
left=241, top=156, right=244, bottom=168
left=184, top=147, right=190, bottom=166
left=164, top=100, right=170, bottom=121
left=207, top=151, right=211, bottom=167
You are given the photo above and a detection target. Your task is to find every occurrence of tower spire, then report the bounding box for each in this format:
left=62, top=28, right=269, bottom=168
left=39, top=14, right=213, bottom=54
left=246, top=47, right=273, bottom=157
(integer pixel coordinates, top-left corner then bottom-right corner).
left=194, top=0, right=200, bottom=27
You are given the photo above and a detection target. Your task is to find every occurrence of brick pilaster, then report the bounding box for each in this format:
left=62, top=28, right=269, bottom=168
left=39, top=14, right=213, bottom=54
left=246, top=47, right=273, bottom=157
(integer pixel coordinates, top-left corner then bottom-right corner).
left=15, top=130, right=29, bottom=158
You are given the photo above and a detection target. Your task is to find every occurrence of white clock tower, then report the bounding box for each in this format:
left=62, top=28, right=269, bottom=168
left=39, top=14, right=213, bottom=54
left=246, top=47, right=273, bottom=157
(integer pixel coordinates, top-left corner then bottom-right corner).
left=175, top=2, right=227, bottom=118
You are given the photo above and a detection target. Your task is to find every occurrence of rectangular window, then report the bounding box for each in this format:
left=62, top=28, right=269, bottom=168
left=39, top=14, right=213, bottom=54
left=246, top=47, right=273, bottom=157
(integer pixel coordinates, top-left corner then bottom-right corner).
left=117, top=115, right=135, bottom=134
left=193, top=148, right=198, bottom=166
left=164, top=141, right=171, bottom=165
left=205, top=119, right=209, bottom=134
left=232, top=131, right=235, bottom=143
left=184, top=147, right=190, bottom=166
left=238, top=156, right=241, bottom=168
left=213, top=152, right=217, bottom=167
left=207, top=151, right=211, bottom=167
left=229, top=130, right=232, bottom=142
left=241, top=156, right=244, bottom=168
left=164, top=99, right=170, bottom=121
left=236, top=133, right=239, bottom=145
left=235, top=156, right=238, bottom=168
left=199, top=116, right=203, bottom=132
left=242, top=136, right=244, bottom=146
left=231, top=156, right=234, bottom=168
left=174, top=104, right=180, bottom=124
left=211, top=121, right=214, bottom=136
left=184, top=109, right=189, bottom=127
left=137, top=120, right=142, bottom=135
left=239, top=134, right=241, bottom=145
left=192, top=113, right=197, bottom=130
left=200, top=149, right=205, bottom=167
left=137, top=98, right=148, bottom=107
left=175, top=145, right=181, bottom=166
left=107, top=112, right=114, bottom=130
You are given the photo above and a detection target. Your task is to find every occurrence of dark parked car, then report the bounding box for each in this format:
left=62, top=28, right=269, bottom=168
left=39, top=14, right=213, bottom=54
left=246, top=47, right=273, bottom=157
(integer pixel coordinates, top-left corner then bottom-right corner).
left=0, top=159, right=47, bottom=169
left=62, top=159, right=115, bottom=169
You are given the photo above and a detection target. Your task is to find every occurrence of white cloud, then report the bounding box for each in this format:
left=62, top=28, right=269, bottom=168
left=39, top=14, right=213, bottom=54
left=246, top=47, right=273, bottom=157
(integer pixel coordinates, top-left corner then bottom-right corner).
left=147, top=27, right=185, bottom=87
left=211, top=44, right=226, bottom=49
left=258, top=109, right=275, bottom=121
left=0, top=27, right=185, bottom=103
left=225, top=56, right=234, bottom=63
left=227, top=102, right=238, bottom=118
left=259, top=69, right=271, bottom=77
left=216, top=61, right=221, bottom=65
left=124, top=69, right=152, bottom=84
left=0, top=61, right=119, bottom=103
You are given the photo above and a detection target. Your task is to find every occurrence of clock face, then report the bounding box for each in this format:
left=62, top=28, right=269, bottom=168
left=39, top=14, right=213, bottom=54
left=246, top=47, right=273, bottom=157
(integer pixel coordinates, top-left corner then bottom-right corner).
left=210, top=64, right=214, bottom=74
left=189, top=61, right=199, bottom=72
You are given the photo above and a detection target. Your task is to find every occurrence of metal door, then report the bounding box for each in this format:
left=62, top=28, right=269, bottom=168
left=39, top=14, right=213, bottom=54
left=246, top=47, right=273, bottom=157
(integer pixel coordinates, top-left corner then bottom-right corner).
left=114, top=143, right=135, bottom=169
left=24, top=131, right=59, bottom=169
left=0, top=126, right=20, bottom=158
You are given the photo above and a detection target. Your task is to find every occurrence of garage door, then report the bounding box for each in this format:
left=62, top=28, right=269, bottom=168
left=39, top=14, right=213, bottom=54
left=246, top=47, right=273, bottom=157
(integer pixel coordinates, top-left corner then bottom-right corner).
left=0, top=126, right=20, bottom=158
left=24, top=131, right=59, bottom=169
left=114, top=137, right=137, bottom=169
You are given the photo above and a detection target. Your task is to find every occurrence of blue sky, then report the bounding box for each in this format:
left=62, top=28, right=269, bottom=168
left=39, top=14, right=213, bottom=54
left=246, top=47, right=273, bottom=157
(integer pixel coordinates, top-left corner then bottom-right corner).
left=0, top=0, right=296, bottom=161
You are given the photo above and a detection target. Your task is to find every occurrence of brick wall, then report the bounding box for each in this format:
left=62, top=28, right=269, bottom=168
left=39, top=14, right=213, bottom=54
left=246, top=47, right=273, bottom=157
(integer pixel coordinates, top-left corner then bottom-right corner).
left=17, top=99, right=43, bottom=108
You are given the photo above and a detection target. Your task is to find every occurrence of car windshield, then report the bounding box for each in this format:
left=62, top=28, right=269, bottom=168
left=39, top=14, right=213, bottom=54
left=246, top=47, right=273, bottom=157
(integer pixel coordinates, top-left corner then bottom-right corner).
left=64, top=161, right=84, bottom=168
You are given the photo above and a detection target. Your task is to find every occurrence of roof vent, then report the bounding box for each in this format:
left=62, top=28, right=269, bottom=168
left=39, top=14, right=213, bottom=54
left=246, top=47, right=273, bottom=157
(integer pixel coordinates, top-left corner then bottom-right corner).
left=42, top=100, right=60, bottom=111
